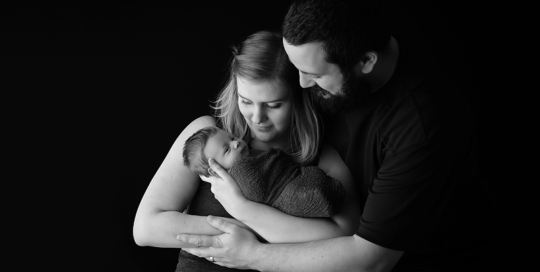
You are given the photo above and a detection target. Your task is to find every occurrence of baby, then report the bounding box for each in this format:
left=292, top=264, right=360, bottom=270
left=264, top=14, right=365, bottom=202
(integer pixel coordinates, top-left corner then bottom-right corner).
left=182, top=126, right=346, bottom=218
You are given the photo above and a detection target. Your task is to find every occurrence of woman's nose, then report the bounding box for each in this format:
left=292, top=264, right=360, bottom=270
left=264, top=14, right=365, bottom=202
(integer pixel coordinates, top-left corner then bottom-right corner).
left=299, top=72, right=315, bottom=88
left=251, top=106, right=266, bottom=124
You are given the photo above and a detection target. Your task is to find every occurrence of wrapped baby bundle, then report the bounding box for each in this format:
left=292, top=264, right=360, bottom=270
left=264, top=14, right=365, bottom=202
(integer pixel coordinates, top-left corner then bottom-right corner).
left=228, top=148, right=346, bottom=217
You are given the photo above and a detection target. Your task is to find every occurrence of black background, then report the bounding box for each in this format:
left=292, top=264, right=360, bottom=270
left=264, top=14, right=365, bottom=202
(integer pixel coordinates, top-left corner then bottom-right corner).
left=5, top=1, right=504, bottom=271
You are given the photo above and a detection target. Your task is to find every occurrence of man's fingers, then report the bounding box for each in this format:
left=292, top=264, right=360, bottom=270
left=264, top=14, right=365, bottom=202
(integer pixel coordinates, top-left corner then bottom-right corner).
left=176, top=234, right=219, bottom=247
left=182, top=247, right=217, bottom=259
left=183, top=249, right=229, bottom=268
left=207, top=215, right=236, bottom=234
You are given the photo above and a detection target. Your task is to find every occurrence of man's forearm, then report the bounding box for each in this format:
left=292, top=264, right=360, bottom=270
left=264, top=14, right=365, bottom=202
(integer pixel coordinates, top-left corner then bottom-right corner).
left=250, top=235, right=402, bottom=272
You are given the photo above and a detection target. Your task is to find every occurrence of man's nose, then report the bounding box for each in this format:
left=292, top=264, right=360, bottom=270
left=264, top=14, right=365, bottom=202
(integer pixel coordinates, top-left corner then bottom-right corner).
left=299, top=72, right=315, bottom=88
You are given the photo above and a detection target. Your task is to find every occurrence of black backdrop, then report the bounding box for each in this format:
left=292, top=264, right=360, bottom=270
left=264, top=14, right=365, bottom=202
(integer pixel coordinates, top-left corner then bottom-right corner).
left=5, top=1, right=503, bottom=271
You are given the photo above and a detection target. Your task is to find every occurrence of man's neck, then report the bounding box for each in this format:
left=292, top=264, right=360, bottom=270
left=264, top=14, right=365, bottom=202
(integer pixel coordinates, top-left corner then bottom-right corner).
left=367, top=36, right=400, bottom=93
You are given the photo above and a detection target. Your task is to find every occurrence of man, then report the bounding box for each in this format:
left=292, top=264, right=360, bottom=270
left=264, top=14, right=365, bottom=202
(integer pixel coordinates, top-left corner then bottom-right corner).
left=177, top=0, right=495, bottom=271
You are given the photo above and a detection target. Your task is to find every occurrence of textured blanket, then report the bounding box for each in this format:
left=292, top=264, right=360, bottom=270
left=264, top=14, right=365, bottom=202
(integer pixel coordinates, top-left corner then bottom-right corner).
left=228, top=148, right=346, bottom=217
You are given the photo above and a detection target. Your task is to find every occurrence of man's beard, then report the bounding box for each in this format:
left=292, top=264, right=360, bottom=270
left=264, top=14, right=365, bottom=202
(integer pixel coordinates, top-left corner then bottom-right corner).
left=310, top=72, right=370, bottom=115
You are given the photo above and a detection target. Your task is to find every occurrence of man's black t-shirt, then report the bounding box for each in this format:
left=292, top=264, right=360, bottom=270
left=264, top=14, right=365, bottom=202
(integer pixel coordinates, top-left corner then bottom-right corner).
left=325, top=35, right=496, bottom=270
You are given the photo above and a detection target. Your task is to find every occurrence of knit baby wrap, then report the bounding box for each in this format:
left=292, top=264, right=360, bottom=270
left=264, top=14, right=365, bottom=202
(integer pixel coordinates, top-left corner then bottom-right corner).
left=228, top=148, right=346, bottom=217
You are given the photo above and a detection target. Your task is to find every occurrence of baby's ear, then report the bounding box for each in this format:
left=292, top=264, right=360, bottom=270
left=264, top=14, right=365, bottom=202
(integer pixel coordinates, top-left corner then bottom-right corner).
left=207, top=167, right=221, bottom=178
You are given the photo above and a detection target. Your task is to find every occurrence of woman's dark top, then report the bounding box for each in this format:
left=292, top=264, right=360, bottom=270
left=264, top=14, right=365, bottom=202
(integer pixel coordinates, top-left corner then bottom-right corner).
left=176, top=147, right=322, bottom=271
left=175, top=180, right=258, bottom=272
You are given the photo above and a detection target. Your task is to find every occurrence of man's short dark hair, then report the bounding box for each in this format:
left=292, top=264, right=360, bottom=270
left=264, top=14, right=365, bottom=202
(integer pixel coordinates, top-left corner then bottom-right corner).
left=282, top=0, right=390, bottom=73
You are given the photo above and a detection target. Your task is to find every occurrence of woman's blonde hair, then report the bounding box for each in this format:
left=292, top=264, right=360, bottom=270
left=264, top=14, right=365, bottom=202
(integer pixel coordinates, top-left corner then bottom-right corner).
left=212, top=30, right=322, bottom=165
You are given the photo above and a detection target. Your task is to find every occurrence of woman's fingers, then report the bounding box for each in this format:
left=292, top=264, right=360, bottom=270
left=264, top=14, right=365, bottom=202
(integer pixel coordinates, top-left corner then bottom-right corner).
left=199, top=175, right=211, bottom=183
left=208, top=158, right=227, bottom=176
left=199, top=174, right=221, bottom=184
left=200, top=158, right=226, bottom=182
left=207, top=167, right=220, bottom=178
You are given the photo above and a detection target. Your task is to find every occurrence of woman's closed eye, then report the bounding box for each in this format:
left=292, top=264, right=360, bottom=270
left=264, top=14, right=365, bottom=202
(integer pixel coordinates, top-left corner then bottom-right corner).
left=239, top=98, right=281, bottom=109
left=266, top=103, right=282, bottom=109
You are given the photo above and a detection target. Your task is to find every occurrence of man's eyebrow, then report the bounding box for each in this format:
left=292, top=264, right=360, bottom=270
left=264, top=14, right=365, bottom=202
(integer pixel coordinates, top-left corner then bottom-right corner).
left=238, top=93, right=285, bottom=103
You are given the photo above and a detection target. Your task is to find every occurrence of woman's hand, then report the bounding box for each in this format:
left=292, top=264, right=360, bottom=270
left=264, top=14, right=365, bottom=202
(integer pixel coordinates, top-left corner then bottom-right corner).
left=200, top=158, right=247, bottom=215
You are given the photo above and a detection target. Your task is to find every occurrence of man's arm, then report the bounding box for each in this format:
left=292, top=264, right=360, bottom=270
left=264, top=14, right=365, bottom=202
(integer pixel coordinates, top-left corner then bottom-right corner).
left=178, top=216, right=403, bottom=272
left=255, top=235, right=403, bottom=272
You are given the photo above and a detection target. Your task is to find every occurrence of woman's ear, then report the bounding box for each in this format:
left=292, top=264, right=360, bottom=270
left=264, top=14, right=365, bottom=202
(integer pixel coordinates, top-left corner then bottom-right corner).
left=354, top=51, right=378, bottom=75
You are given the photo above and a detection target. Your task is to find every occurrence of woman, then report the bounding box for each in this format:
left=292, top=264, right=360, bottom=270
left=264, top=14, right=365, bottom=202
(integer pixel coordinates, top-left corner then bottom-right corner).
left=133, top=31, right=360, bottom=271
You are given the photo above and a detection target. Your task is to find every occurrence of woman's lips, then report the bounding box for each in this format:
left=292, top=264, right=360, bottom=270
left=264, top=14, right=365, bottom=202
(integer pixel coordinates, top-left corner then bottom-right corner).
left=254, top=124, right=271, bottom=132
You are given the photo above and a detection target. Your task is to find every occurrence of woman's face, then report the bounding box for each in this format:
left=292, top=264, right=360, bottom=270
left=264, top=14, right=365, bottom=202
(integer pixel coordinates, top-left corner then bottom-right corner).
left=236, top=77, right=293, bottom=148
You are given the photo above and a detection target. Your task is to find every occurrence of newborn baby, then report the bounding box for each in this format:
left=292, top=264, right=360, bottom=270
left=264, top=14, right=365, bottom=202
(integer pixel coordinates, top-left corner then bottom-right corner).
left=182, top=126, right=345, bottom=217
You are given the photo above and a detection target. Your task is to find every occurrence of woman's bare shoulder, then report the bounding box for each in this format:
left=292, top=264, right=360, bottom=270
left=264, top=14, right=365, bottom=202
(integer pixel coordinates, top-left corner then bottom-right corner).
left=317, top=143, right=343, bottom=173
left=188, top=115, right=216, bottom=128
left=180, top=115, right=217, bottom=137
left=319, top=143, right=338, bottom=160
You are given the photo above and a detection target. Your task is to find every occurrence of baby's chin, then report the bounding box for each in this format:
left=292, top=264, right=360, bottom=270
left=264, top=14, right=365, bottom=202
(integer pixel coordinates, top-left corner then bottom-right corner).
left=231, top=148, right=252, bottom=165
left=241, top=146, right=250, bottom=156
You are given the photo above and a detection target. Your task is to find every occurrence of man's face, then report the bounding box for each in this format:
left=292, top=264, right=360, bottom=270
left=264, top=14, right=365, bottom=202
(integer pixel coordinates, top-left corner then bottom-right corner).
left=283, top=39, right=368, bottom=114
left=282, top=40, right=344, bottom=94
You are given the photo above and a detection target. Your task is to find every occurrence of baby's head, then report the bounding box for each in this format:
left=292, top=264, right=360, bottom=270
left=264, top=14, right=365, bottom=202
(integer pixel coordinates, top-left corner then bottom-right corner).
left=183, top=126, right=249, bottom=177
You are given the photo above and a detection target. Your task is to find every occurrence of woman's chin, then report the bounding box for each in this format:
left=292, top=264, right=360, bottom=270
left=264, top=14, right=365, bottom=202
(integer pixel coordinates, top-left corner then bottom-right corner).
left=251, top=130, right=276, bottom=143
left=254, top=134, right=273, bottom=143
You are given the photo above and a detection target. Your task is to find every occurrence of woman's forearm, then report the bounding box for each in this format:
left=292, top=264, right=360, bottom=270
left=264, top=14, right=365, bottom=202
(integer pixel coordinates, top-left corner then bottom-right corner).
left=232, top=200, right=348, bottom=243
left=133, top=210, right=224, bottom=248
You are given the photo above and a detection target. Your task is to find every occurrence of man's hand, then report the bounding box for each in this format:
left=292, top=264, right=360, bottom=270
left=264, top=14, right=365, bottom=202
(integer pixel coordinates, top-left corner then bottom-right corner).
left=177, top=215, right=260, bottom=269
left=200, top=158, right=247, bottom=215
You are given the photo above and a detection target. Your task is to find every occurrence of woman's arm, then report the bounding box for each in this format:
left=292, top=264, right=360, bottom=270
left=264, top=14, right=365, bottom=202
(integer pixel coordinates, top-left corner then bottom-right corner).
left=133, top=115, right=241, bottom=248
left=203, top=144, right=361, bottom=244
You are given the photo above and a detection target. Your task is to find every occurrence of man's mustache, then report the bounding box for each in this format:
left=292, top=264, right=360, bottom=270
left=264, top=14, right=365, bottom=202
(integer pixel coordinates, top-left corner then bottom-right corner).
left=310, top=85, right=335, bottom=98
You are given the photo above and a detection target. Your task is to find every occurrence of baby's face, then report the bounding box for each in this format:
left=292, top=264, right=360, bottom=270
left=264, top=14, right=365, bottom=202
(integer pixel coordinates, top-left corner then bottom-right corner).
left=203, top=128, right=249, bottom=170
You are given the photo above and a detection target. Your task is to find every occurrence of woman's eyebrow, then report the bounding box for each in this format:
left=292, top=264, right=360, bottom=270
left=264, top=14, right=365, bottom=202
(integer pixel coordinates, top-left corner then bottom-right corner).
left=300, top=70, right=321, bottom=76
left=238, top=94, right=250, bottom=100
left=238, top=93, right=285, bottom=103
